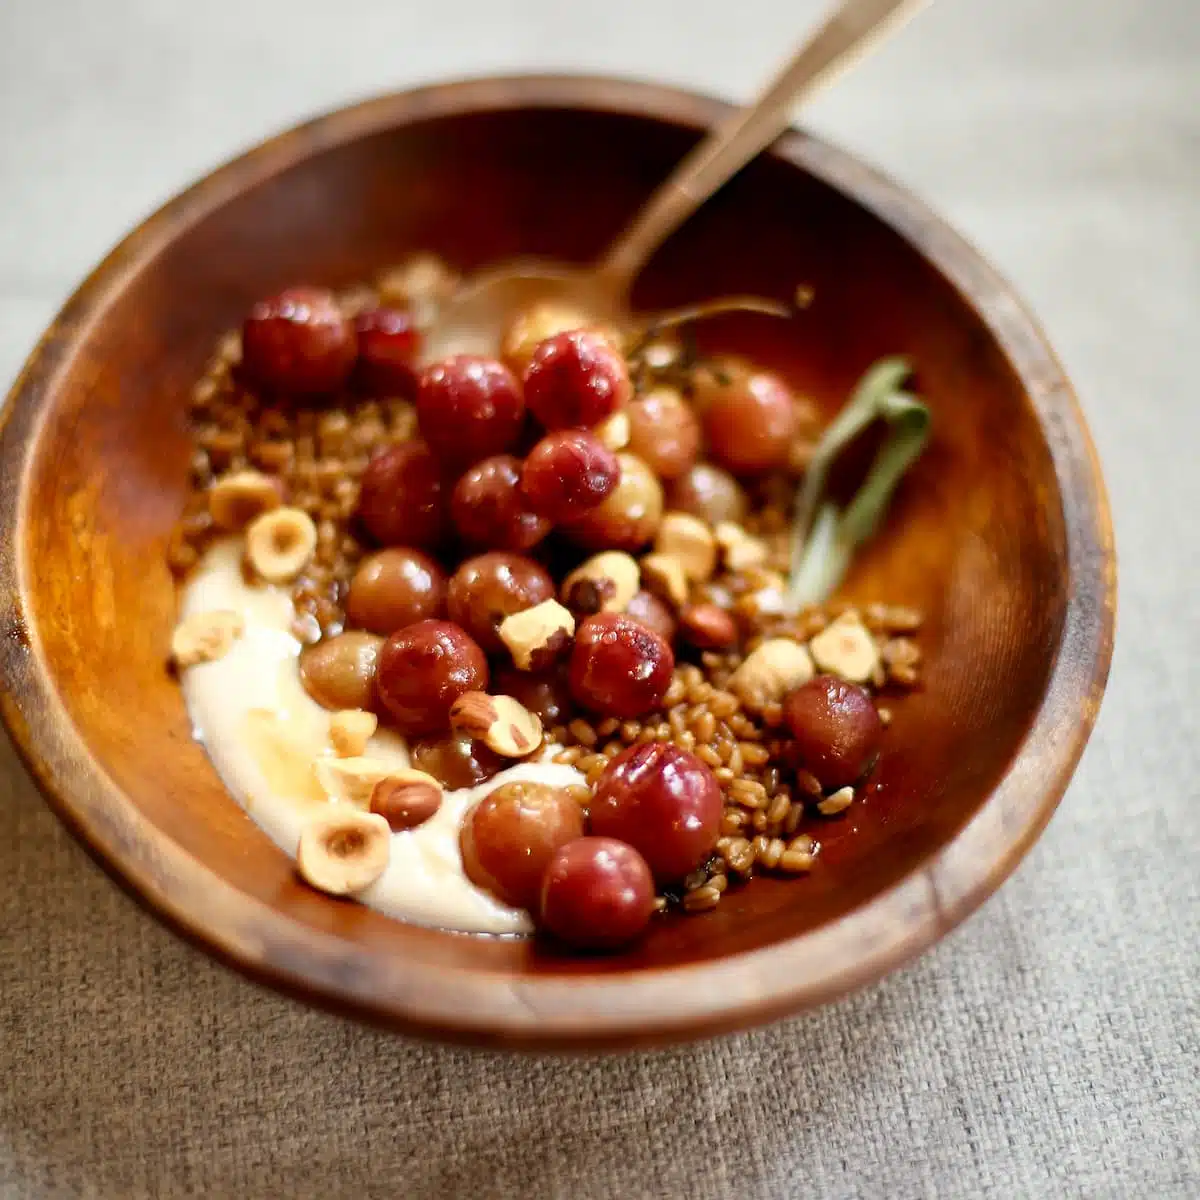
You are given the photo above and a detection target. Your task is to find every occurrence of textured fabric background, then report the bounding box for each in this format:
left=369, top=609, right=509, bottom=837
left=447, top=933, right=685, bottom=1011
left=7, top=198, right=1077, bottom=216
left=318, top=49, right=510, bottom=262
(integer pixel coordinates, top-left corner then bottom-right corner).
left=0, top=0, right=1196, bottom=1196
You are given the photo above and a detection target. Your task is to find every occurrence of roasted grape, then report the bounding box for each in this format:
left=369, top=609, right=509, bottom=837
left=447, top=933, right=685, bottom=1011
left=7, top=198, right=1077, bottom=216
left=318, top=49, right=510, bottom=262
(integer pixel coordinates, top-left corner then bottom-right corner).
left=451, top=455, right=551, bottom=552
left=561, top=453, right=663, bottom=552
left=460, top=782, right=585, bottom=908
left=590, top=743, right=722, bottom=882
left=446, top=552, right=555, bottom=654
left=626, top=386, right=701, bottom=480
left=522, top=330, right=631, bottom=429
left=298, top=631, right=382, bottom=711
left=783, top=675, right=883, bottom=790
left=352, top=307, right=421, bottom=397
left=345, top=548, right=447, bottom=635
left=568, top=612, right=674, bottom=718
left=375, top=620, right=488, bottom=736
left=241, top=286, right=356, bottom=396
left=416, top=354, right=524, bottom=468
left=520, top=430, right=619, bottom=522
left=539, top=838, right=656, bottom=949
left=356, top=441, right=450, bottom=549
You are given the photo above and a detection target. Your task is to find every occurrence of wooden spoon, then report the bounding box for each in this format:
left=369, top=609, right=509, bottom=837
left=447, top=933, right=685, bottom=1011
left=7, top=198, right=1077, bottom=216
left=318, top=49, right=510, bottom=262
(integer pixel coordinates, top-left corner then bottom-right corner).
left=426, top=0, right=929, bottom=359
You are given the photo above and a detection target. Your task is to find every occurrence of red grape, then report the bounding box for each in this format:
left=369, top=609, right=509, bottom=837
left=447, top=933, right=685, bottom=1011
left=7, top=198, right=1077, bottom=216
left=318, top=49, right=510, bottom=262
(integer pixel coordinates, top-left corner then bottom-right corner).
left=703, top=368, right=799, bottom=475
left=417, top=355, right=524, bottom=468
left=241, top=286, right=356, bottom=396
left=375, top=619, right=488, bottom=736
left=783, top=675, right=883, bottom=790
left=446, top=552, right=555, bottom=654
left=568, top=613, right=673, bottom=718
left=539, top=838, right=656, bottom=949
left=460, top=782, right=585, bottom=909
left=522, top=330, right=631, bottom=430
left=356, top=441, right=450, bottom=549
left=451, top=455, right=551, bottom=552
left=345, top=548, right=447, bottom=635
left=353, top=307, right=421, bottom=397
left=590, top=743, right=722, bottom=882
left=626, top=386, right=701, bottom=480
left=521, top=430, right=620, bottom=522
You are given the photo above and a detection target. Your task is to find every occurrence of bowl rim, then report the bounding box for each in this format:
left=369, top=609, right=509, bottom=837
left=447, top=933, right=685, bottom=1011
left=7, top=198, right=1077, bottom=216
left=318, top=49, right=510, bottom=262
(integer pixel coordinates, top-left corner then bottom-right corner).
left=0, top=74, right=1116, bottom=1049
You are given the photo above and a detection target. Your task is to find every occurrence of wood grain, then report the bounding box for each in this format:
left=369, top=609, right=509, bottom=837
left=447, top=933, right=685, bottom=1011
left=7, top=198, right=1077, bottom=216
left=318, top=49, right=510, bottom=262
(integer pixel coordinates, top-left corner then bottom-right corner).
left=0, top=76, right=1115, bottom=1049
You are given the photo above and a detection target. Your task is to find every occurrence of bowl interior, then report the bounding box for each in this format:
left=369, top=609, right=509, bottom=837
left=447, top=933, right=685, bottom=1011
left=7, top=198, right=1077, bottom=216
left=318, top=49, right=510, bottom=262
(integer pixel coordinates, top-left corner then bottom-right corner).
left=1, top=84, right=1092, bottom=1042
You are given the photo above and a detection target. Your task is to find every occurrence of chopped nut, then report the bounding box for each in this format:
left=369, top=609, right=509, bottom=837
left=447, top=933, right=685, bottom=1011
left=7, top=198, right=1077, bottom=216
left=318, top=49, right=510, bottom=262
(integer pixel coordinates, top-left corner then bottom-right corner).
left=329, top=710, right=378, bottom=758
left=449, top=692, right=544, bottom=758
left=817, top=786, right=855, bottom=816
left=296, top=809, right=390, bottom=895
left=369, top=771, right=443, bottom=832
left=882, top=636, right=921, bottom=670
left=562, top=551, right=639, bottom=615
left=640, top=553, right=689, bottom=608
left=679, top=603, right=738, bottom=649
left=208, top=469, right=283, bottom=530
left=245, top=506, right=317, bottom=583
left=655, top=512, right=717, bottom=581
left=594, top=409, right=631, bottom=452
left=498, top=599, right=576, bottom=671
left=170, top=609, right=244, bottom=669
left=715, top=521, right=769, bottom=571
left=315, top=755, right=395, bottom=809
left=728, top=638, right=814, bottom=713
left=809, top=611, right=881, bottom=684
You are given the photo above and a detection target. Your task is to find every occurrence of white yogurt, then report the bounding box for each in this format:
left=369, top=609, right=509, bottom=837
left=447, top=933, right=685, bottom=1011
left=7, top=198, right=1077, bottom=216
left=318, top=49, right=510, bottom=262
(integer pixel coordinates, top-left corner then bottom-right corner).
left=180, top=539, right=586, bottom=935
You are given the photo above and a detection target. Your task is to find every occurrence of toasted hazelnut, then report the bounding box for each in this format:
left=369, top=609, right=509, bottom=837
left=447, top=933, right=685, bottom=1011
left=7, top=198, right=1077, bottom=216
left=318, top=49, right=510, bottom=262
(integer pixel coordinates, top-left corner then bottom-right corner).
left=809, top=612, right=881, bottom=684
left=639, top=553, right=689, bottom=608
left=817, top=786, right=855, bottom=816
left=296, top=809, right=391, bottom=895
left=714, top=521, right=770, bottom=572
left=170, top=609, right=244, bottom=669
left=315, top=755, right=394, bottom=809
left=245, top=506, right=317, bottom=583
left=655, top=512, right=717, bottom=582
left=207, top=469, right=283, bottom=530
left=679, top=603, right=738, bottom=649
left=329, top=709, right=378, bottom=758
left=498, top=599, right=576, bottom=671
left=728, top=638, right=814, bottom=714
left=369, top=770, right=444, bottom=832
left=449, top=692, right=544, bottom=758
left=562, top=551, right=639, bottom=616
left=594, top=409, right=631, bottom=452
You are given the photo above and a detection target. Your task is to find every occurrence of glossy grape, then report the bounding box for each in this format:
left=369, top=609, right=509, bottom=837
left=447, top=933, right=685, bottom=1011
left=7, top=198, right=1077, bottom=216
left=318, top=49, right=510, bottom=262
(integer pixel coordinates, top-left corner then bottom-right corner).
left=410, top=733, right=505, bottom=790
left=356, top=441, right=449, bottom=549
left=492, top=663, right=575, bottom=726
left=298, top=631, right=382, bottom=711
left=451, top=455, right=551, bottom=552
left=665, top=462, right=748, bottom=527
left=626, top=386, right=701, bottom=480
left=353, top=307, right=421, bottom=397
left=568, top=613, right=674, bottom=718
left=375, top=619, right=488, bottom=736
left=539, top=838, right=656, bottom=949
left=345, top=548, right=447, bottom=635
left=446, top=552, right=555, bottom=654
left=702, top=367, right=799, bottom=475
left=624, top=589, right=677, bottom=644
left=783, top=674, right=883, bottom=790
left=520, top=430, right=620, bottom=522
left=416, top=355, right=524, bottom=468
left=241, top=286, right=357, bottom=396
left=522, top=330, right=631, bottom=430
left=460, top=782, right=585, bottom=909
left=590, top=743, right=722, bottom=882
left=561, top=454, right=663, bottom=552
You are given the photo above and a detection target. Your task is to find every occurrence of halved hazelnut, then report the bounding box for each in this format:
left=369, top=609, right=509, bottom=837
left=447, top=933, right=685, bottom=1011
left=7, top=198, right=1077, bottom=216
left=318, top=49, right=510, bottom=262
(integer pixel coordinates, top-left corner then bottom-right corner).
left=715, top=521, right=769, bottom=572
left=296, top=809, right=391, bottom=895
left=498, top=599, right=576, bottom=671
left=449, top=692, right=544, bottom=758
left=208, top=469, right=283, bottom=530
left=315, top=755, right=393, bottom=809
left=728, top=638, right=814, bottom=714
left=329, top=709, right=378, bottom=758
left=245, top=506, right=317, bottom=583
left=639, top=553, right=689, bottom=608
left=562, top=550, right=639, bottom=616
left=594, top=409, right=631, bottom=452
left=369, top=770, right=443, bottom=832
left=655, top=512, right=717, bottom=582
left=809, top=612, right=881, bottom=684
left=170, top=609, right=244, bottom=669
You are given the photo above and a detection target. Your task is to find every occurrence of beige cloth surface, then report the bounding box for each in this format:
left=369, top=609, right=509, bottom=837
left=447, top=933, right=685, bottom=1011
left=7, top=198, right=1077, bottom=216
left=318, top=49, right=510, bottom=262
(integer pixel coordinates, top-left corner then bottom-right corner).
left=1, top=0, right=1197, bottom=1196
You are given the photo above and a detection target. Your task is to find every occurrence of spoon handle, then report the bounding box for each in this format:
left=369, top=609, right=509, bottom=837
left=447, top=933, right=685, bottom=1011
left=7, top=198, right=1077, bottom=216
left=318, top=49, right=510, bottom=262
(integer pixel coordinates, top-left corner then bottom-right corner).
left=596, top=0, right=928, bottom=297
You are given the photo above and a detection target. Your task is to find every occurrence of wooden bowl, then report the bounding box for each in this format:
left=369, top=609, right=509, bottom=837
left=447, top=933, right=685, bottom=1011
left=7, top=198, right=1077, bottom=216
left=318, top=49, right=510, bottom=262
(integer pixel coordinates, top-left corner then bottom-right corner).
left=0, top=77, right=1114, bottom=1049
